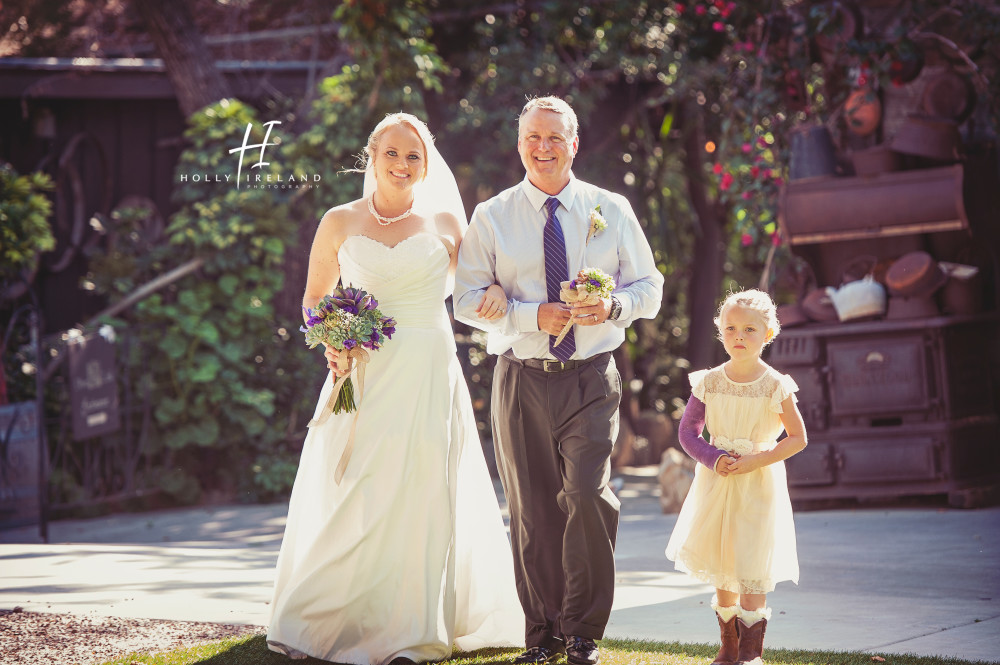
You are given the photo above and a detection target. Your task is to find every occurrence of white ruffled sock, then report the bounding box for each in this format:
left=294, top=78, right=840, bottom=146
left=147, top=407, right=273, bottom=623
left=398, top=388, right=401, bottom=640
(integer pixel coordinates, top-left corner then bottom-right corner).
left=711, top=595, right=740, bottom=622
left=738, top=605, right=772, bottom=626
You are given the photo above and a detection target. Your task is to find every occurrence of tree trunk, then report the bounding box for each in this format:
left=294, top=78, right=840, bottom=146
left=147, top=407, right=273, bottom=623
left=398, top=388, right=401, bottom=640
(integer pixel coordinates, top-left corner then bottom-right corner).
left=681, top=103, right=726, bottom=371
left=132, top=0, right=233, bottom=118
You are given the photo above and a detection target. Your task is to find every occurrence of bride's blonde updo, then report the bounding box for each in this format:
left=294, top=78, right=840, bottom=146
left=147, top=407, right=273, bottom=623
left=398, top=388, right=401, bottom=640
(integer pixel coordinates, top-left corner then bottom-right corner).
left=361, top=112, right=435, bottom=182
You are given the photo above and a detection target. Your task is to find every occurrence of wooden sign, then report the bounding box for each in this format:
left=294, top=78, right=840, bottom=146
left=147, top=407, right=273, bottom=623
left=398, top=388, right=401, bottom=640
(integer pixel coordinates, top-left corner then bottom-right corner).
left=68, top=334, right=121, bottom=441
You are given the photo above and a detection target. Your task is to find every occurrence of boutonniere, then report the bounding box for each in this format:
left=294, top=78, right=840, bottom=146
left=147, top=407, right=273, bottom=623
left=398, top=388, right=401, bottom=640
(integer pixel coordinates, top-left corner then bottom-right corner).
left=587, top=205, right=608, bottom=245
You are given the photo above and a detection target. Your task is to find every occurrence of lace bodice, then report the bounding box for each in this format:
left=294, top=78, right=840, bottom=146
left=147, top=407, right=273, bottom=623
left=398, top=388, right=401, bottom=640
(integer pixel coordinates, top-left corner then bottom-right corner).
left=689, top=365, right=798, bottom=453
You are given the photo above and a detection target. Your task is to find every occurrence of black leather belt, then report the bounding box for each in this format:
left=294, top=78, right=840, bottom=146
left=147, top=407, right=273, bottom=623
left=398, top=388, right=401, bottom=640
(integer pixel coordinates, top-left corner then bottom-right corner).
left=503, top=351, right=610, bottom=373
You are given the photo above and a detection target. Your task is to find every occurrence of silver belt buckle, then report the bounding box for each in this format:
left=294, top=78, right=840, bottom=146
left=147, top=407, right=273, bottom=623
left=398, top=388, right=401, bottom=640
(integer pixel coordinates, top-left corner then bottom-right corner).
left=542, top=360, right=565, bottom=372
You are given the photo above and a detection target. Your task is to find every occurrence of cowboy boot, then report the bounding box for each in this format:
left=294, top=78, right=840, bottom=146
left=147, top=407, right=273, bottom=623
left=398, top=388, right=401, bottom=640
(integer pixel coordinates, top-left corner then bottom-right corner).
left=710, top=596, right=740, bottom=665
left=736, top=606, right=771, bottom=665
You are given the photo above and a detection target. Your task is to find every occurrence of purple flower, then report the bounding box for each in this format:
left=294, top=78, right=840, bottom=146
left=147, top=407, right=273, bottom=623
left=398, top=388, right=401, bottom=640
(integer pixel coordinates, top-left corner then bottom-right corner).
left=306, top=314, right=323, bottom=327
left=343, top=339, right=357, bottom=350
left=590, top=279, right=601, bottom=288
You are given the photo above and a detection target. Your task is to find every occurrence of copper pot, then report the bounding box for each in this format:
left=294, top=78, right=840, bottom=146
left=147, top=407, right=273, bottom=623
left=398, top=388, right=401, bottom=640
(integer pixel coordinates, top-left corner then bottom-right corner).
left=921, top=70, right=976, bottom=123
left=801, top=287, right=839, bottom=322
left=886, top=295, right=940, bottom=320
left=890, top=114, right=960, bottom=162
left=850, top=144, right=900, bottom=176
left=845, top=87, right=881, bottom=136
left=885, top=251, right=948, bottom=297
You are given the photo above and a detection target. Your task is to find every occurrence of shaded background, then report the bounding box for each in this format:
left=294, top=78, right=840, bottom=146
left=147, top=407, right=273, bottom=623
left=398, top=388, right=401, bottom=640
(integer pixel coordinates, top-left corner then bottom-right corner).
left=1, top=0, right=998, bottom=519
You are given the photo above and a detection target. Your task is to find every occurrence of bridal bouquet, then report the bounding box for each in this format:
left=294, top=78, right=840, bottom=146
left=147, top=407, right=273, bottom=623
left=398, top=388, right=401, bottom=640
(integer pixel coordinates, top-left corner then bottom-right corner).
left=553, top=268, right=616, bottom=347
left=301, top=286, right=396, bottom=415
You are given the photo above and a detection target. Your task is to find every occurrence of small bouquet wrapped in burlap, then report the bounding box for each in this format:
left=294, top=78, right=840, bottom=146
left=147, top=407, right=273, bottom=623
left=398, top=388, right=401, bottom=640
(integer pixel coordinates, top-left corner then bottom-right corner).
left=553, top=268, right=616, bottom=347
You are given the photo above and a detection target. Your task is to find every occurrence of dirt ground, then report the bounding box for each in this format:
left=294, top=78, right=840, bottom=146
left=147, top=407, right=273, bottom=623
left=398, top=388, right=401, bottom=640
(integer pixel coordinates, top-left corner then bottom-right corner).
left=0, top=607, right=263, bottom=665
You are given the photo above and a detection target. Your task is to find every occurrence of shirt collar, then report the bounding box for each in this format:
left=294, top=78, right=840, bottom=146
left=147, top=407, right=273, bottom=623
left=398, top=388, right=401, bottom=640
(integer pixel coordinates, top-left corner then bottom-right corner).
left=521, top=173, right=579, bottom=214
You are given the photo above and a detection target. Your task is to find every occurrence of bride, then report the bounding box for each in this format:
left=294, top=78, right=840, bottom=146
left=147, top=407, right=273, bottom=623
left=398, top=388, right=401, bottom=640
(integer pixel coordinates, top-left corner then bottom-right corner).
left=266, top=113, right=523, bottom=663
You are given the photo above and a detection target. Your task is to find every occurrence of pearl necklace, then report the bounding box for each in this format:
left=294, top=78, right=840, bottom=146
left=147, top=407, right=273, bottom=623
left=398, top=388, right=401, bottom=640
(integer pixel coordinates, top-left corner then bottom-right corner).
left=367, top=195, right=413, bottom=226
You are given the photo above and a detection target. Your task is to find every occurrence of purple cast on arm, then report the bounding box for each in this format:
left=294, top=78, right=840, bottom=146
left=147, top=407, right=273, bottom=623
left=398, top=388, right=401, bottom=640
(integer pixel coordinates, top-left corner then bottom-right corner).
left=678, top=396, right=726, bottom=470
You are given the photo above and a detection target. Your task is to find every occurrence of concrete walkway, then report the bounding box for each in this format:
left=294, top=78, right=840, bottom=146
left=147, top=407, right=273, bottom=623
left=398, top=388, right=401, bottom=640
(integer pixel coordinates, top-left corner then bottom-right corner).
left=2, top=470, right=998, bottom=663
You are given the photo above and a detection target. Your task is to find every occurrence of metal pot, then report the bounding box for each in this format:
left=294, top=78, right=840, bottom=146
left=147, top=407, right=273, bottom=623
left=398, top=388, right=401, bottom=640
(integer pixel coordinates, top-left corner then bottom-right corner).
left=826, top=277, right=887, bottom=321
left=890, top=113, right=961, bottom=162
left=789, top=124, right=837, bottom=180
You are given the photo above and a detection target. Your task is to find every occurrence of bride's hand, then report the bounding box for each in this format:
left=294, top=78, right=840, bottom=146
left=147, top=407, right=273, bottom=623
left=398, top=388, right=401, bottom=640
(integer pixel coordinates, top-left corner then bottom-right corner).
left=324, top=345, right=352, bottom=378
left=476, top=283, right=508, bottom=321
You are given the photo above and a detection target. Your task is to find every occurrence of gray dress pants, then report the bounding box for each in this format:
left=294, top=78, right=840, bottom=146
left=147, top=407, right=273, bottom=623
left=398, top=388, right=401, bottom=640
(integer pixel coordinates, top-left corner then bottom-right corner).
left=491, top=351, right=621, bottom=651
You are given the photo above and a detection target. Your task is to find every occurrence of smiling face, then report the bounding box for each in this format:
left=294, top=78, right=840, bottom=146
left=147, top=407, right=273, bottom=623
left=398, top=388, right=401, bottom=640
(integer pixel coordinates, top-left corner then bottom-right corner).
left=517, top=107, right=578, bottom=195
left=719, top=304, right=774, bottom=361
left=370, top=123, right=427, bottom=193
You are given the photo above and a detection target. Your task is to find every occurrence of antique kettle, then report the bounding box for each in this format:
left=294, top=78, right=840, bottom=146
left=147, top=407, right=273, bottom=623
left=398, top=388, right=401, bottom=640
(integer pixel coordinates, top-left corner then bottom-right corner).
left=825, top=276, right=886, bottom=321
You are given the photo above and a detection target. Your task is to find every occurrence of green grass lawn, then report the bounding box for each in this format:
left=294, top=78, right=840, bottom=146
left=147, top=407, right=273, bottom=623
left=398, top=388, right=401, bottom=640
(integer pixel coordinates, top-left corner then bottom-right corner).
left=101, top=634, right=992, bottom=665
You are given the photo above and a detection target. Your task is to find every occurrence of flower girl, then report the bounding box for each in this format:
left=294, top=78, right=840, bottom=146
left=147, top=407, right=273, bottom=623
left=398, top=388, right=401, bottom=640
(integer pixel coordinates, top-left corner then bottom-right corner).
left=666, top=289, right=807, bottom=665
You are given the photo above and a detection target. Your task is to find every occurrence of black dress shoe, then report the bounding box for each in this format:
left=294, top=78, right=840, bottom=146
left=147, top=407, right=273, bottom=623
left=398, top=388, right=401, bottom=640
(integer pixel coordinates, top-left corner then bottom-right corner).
left=388, top=658, right=418, bottom=665
left=565, top=636, right=599, bottom=665
left=513, top=646, right=561, bottom=664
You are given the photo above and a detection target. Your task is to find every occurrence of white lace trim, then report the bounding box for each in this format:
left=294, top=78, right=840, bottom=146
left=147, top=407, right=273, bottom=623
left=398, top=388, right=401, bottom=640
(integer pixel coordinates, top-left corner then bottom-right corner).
left=690, top=365, right=798, bottom=412
left=675, top=549, right=779, bottom=594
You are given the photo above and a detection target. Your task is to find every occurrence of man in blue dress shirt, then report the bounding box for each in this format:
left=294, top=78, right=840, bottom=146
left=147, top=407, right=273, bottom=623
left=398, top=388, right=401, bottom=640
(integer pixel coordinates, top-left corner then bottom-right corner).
left=455, top=96, right=663, bottom=665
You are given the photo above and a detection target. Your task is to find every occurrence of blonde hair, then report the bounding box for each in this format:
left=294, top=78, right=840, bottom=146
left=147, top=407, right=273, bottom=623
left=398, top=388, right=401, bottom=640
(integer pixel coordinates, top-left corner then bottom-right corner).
left=361, top=112, right=433, bottom=181
left=519, top=95, right=579, bottom=139
left=714, top=288, right=781, bottom=345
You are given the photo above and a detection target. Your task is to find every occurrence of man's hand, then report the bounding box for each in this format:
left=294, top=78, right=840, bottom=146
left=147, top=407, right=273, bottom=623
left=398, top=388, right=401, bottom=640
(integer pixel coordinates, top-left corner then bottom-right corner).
left=537, top=302, right=574, bottom=336
left=570, top=297, right=611, bottom=326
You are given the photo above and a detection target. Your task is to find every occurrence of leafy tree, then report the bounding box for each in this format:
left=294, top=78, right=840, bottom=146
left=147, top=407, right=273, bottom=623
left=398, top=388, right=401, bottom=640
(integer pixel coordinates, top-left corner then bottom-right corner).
left=0, top=164, right=54, bottom=302
left=85, top=99, right=312, bottom=502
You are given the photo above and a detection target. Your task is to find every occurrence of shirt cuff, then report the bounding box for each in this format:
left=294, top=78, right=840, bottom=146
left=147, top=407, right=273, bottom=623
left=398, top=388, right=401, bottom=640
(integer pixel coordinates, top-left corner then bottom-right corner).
left=514, top=302, right=541, bottom=333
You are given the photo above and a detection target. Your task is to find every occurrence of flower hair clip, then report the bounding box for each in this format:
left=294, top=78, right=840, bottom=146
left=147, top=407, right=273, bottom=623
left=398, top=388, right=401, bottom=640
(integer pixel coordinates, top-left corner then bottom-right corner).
left=587, top=205, right=608, bottom=245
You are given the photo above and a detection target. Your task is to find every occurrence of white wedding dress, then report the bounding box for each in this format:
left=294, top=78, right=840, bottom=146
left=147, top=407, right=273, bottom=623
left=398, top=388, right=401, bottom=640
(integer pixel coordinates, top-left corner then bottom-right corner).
left=267, top=233, right=524, bottom=664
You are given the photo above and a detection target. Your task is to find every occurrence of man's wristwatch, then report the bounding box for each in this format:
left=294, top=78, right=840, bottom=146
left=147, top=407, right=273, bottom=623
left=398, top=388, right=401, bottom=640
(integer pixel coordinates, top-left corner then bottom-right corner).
left=608, top=296, right=622, bottom=321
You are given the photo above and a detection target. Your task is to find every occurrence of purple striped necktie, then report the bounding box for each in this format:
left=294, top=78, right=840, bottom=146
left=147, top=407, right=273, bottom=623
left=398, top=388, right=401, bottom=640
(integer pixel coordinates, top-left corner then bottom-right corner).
left=544, top=197, right=575, bottom=362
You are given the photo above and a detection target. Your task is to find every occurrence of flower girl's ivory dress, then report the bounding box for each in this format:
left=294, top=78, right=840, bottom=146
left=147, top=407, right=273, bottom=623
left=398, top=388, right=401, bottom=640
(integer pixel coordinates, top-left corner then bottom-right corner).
left=666, top=365, right=800, bottom=593
left=267, top=233, right=523, bottom=664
